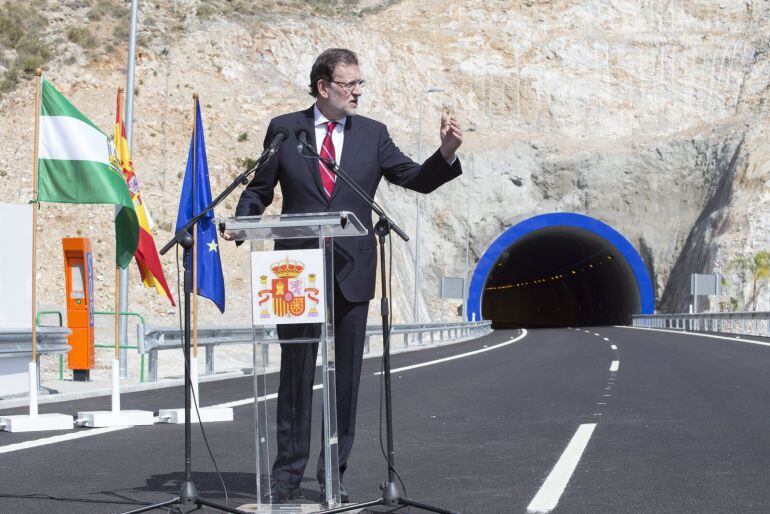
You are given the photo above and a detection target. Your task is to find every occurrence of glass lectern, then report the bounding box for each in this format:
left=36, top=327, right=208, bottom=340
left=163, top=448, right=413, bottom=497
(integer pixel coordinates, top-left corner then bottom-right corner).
left=222, top=211, right=367, bottom=513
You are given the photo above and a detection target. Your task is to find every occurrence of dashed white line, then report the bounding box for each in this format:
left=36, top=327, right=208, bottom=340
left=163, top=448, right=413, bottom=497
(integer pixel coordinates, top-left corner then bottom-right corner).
left=603, top=337, right=610, bottom=341
left=527, top=423, right=597, bottom=513
left=610, top=361, right=620, bottom=372
left=610, top=344, right=617, bottom=350
left=593, top=332, right=600, bottom=336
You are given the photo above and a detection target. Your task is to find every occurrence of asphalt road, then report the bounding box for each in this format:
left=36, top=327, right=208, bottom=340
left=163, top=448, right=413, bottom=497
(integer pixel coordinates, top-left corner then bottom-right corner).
left=2, top=327, right=770, bottom=513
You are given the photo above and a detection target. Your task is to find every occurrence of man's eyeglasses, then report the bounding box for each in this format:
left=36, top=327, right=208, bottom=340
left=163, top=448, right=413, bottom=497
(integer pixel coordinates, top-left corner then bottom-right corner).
left=329, top=79, right=366, bottom=93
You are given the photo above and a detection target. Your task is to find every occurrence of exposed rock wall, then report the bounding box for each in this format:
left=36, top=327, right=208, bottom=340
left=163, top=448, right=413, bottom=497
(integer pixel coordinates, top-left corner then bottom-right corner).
left=0, top=0, right=769, bottom=327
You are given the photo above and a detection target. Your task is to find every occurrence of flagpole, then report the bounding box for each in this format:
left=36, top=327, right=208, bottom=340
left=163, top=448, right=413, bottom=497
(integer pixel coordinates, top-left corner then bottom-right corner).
left=191, top=93, right=199, bottom=407
left=29, top=69, right=42, bottom=416
left=116, top=84, right=125, bottom=368
left=118, top=0, right=140, bottom=379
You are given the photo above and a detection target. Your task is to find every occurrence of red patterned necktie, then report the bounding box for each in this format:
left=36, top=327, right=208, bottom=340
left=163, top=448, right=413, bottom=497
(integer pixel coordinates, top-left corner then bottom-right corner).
left=319, top=120, right=338, bottom=199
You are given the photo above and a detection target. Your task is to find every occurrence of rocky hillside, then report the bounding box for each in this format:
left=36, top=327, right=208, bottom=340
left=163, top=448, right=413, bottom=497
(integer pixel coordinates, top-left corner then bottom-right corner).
left=1, top=0, right=769, bottom=328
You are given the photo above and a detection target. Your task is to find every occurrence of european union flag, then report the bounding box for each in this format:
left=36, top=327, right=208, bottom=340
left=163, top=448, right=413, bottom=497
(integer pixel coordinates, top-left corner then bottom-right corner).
left=176, top=100, right=225, bottom=313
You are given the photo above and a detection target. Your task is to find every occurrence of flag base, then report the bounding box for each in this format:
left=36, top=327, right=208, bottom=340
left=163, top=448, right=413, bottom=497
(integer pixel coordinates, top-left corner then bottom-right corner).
left=0, top=413, right=73, bottom=432
left=236, top=503, right=323, bottom=513
left=156, top=406, right=233, bottom=424
left=76, top=409, right=154, bottom=428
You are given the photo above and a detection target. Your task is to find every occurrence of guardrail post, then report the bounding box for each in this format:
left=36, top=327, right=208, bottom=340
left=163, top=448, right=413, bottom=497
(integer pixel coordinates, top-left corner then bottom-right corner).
left=404, top=333, right=409, bottom=348
left=364, top=335, right=370, bottom=355
left=205, top=345, right=215, bottom=375
left=262, top=344, right=270, bottom=369
left=148, top=350, right=158, bottom=382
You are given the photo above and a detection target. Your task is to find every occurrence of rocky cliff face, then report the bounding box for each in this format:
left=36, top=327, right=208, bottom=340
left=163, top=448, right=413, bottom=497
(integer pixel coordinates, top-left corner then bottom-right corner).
left=1, top=0, right=769, bottom=326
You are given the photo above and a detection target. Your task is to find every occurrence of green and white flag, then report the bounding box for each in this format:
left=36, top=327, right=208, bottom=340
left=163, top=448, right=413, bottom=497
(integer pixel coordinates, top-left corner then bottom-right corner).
left=37, top=80, right=139, bottom=268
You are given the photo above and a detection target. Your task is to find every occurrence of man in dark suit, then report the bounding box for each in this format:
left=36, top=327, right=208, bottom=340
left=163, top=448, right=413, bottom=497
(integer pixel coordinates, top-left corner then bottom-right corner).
left=227, top=48, right=462, bottom=503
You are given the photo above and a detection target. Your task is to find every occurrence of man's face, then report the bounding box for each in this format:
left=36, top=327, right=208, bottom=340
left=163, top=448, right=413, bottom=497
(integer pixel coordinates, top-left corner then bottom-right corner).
left=317, top=63, right=362, bottom=118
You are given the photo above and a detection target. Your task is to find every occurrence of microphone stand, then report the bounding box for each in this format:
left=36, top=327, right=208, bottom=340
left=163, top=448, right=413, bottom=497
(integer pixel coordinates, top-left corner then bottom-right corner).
left=298, top=142, right=457, bottom=514
left=124, top=143, right=280, bottom=514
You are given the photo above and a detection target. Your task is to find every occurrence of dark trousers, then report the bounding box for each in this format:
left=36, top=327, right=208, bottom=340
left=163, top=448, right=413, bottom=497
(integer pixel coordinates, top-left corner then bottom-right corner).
left=272, top=286, right=369, bottom=487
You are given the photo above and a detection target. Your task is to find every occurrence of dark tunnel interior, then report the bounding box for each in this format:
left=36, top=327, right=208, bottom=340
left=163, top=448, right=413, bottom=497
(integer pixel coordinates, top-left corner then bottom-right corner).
left=482, top=226, right=641, bottom=328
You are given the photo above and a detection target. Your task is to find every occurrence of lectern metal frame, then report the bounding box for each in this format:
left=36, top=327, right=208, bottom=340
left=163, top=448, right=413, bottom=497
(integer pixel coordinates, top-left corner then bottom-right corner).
left=223, top=211, right=366, bottom=513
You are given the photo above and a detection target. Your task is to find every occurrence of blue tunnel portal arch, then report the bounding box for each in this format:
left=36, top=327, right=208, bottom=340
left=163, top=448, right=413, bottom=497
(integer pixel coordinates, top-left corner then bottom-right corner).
left=467, top=213, right=654, bottom=326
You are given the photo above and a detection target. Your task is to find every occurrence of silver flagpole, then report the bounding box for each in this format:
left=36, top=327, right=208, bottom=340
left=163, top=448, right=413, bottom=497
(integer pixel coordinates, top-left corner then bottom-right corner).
left=118, top=0, right=139, bottom=378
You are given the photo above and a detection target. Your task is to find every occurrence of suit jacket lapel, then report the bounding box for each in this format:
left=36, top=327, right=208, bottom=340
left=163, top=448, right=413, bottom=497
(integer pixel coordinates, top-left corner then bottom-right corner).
left=330, top=115, right=363, bottom=203
left=297, top=107, right=326, bottom=201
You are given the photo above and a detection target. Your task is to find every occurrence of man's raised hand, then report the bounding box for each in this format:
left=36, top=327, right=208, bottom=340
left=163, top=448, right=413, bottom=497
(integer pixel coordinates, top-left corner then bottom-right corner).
left=439, top=112, right=462, bottom=162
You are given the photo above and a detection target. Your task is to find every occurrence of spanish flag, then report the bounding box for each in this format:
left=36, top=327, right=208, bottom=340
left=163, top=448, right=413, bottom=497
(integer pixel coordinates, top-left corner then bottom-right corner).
left=114, top=89, right=175, bottom=306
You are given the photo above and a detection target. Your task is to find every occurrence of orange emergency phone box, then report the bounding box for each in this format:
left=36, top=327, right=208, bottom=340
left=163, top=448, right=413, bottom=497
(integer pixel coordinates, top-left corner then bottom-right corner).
left=62, top=238, right=95, bottom=381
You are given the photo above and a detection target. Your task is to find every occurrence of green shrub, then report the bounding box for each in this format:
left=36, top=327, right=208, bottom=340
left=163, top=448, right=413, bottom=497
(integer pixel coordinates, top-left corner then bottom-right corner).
left=67, top=26, right=98, bottom=49
left=0, top=1, right=53, bottom=94
left=237, top=157, right=259, bottom=170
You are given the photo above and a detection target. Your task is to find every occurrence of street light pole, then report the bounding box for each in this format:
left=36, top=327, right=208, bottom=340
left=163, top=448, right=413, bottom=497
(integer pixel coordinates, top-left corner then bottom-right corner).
left=413, top=86, right=444, bottom=324
left=463, top=155, right=472, bottom=321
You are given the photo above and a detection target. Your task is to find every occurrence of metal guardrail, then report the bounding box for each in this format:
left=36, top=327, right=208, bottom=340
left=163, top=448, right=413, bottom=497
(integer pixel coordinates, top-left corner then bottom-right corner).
left=37, top=310, right=148, bottom=382
left=0, top=326, right=72, bottom=357
left=632, top=311, right=770, bottom=337
left=143, top=321, right=492, bottom=382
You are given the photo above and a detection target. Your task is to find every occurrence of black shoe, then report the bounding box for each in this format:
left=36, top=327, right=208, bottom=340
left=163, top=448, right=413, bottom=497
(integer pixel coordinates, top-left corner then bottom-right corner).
left=319, top=480, right=350, bottom=503
left=264, top=479, right=300, bottom=503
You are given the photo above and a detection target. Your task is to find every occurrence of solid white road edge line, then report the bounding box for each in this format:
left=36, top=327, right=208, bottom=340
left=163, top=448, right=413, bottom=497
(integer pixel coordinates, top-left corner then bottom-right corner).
left=617, top=325, right=770, bottom=348
left=526, top=423, right=597, bottom=513
left=2, top=330, right=515, bottom=453
left=374, top=330, right=529, bottom=375
left=0, top=426, right=126, bottom=454
left=0, top=388, right=319, bottom=454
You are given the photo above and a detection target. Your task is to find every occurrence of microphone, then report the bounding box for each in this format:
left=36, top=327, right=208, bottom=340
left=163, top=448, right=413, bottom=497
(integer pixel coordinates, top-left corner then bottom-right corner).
left=296, top=128, right=309, bottom=155
left=267, top=126, right=290, bottom=156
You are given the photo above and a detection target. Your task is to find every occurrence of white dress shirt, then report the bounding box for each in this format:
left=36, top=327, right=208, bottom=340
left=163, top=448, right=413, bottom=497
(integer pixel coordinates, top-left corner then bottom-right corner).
left=313, top=104, right=346, bottom=164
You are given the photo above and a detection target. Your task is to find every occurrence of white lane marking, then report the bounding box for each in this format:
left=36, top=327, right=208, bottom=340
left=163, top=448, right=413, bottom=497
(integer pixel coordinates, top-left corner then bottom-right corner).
left=0, top=426, right=126, bottom=454
left=0, top=387, right=320, bottom=455
left=610, top=344, right=617, bottom=350
left=610, top=361, right=620, bottom=372
left=594, top=333, right=600, bottom=336
left=603, top=337, right=610, bottom=342
left=3, top=332, right=520, bottom=454
left=527, top=423, right=597, bottom=513
left=213, top=384, right=323, bottom=409
left=618, top=326, right=770, bottom=347
left=375, top=330, right=528, bottom=375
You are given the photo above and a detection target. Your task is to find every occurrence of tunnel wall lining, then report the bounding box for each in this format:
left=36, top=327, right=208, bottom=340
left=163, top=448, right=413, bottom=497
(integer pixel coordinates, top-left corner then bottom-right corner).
left=467, top=213, right=655, bottom=321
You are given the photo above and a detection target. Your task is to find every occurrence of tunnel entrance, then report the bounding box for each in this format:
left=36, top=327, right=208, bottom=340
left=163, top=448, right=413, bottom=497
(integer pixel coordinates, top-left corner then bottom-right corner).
left=467, top=213, right=654, bottom=327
